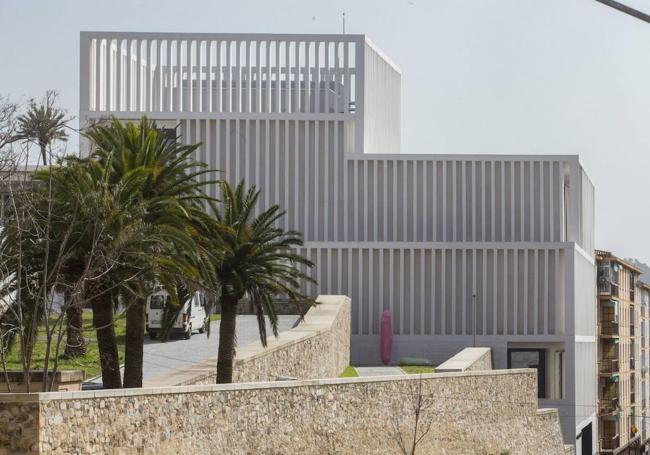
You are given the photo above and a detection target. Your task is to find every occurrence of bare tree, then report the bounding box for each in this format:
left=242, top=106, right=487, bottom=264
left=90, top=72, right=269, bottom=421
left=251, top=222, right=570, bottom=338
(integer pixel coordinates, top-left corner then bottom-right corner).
left=389, top=375, right=435, bottom=455
left=0, top=94, right=19, bottom=154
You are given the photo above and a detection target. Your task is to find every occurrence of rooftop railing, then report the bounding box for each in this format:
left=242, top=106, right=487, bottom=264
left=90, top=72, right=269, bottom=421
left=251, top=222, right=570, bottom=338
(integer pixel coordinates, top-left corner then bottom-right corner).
left=80, top=32, right=371, bottom=116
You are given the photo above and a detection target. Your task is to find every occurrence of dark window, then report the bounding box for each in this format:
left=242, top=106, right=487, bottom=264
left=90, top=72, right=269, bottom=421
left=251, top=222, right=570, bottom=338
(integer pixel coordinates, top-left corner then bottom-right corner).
left=149, top=295, right=168, bottom=310
left=157, top=127, right=177, bottom=145
left=579, top=423, right=592, bottom=455
left=508, top=348, right=546, bottom=398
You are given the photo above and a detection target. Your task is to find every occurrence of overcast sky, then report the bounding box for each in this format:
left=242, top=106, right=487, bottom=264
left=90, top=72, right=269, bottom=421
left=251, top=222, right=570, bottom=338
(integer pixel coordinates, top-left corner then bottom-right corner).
left=2, top=0, right=650, bottom=261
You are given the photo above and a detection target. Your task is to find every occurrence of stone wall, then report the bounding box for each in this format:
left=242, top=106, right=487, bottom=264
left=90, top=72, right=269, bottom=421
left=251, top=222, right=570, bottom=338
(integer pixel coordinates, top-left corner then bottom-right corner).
left=0, top=400, right=39, bottom=454
left=144, top=295, right=351, bottom=387
left=1, top=369, right=571, bottom=454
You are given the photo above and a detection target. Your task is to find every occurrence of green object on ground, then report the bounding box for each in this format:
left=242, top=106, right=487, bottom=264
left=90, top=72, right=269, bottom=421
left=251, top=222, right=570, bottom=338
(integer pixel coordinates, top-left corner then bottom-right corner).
left=339, top=366, right=359, bottom=378
left=400, top=365, right=436, bottom=375
left=398, top=356, right=434, bottom=366
left=3, top=312, right=126, bottom=380
left=210, top=314, right=221, bottom=322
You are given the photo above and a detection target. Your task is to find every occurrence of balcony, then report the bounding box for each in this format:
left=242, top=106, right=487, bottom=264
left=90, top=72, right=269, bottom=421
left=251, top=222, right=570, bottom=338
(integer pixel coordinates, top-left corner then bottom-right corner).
left=599, top=280, right=619, bottom=298
left=600, top=358, right=620, bottom=375
left=600, top=434, right=620, bottom=451
left=599, top=397, right=619, bottom=415
left=601, top=321, right=619, bottom=337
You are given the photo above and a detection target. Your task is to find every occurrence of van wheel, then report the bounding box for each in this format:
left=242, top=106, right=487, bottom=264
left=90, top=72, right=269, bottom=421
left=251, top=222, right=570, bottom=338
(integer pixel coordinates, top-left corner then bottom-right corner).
left=149, top=331, right=158, bottom=340
left=184, top=325, right=192, bottom=340
left=198, top=324, right=205, bottom=334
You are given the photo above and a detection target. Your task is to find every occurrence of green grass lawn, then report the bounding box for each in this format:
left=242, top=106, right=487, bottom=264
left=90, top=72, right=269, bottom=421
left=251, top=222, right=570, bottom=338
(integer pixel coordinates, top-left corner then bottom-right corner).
left=399, top=365, right=436, bottom=375
left=3, top=311, right=126, bottom=380
left=4, top=311, right=222, bottom=380
left=339, top=366, right=359, bottom=378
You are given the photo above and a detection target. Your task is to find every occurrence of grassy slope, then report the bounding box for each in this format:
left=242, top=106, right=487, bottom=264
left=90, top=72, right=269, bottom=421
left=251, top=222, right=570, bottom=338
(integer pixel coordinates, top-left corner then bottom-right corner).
left=5, top=312, right=222, bottom=379
left=3, top=312, right=126, bottom=380
left=339, top=366, right=359, bottom=378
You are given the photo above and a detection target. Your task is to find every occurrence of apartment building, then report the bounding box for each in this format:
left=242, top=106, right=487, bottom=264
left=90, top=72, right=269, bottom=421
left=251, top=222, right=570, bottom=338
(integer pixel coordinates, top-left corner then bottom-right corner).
left=639, top=282, right=650, bottom=450
left=596, top=251, right=649, bottom=453
left=78, top=32, right=596, bottom=450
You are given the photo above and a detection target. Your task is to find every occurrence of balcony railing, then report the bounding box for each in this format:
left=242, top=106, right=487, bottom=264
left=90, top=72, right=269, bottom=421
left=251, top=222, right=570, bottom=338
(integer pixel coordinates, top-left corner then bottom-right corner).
left=599, top=281, right=619, bottom=297
left=601, top=434, right=620, bottom=451
left=631, top=392, right=636, bottom=405
left=601, top=321, right=619, bottom=336
left=600, top=358, right=620, bottom=374
left=631, top=324, right=635, bottom=336
left=631, top=358, right=636, bottom=370
left=599, top=397, right=619, bottom=415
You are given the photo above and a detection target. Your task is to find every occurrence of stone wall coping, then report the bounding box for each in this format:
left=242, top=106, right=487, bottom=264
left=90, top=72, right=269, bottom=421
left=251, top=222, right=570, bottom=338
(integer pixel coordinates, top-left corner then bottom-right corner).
left=0, top=368, right=536, bottom=403
left=435, top=347, right=491, bottom=372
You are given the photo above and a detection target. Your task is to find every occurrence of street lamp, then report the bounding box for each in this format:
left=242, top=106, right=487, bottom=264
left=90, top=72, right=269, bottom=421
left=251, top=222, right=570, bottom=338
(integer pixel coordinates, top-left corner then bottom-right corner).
left=594, top=0, right=650, bottom=24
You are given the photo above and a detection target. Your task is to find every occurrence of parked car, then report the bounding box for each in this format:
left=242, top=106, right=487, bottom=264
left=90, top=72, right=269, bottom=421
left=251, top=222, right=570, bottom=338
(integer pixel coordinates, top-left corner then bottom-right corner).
left=145, top=290, right=206, bottom=340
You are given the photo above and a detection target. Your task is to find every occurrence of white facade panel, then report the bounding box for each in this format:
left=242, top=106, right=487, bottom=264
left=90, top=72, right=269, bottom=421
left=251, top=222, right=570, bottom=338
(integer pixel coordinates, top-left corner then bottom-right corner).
left=80, top=32, right=596, bottom=447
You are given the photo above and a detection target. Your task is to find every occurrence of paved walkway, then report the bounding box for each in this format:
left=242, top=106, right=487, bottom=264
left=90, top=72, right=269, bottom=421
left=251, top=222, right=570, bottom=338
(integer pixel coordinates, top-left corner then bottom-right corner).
left=86, top=315, right=298, bottom=387
left=355, top=366, right=405, bottom=377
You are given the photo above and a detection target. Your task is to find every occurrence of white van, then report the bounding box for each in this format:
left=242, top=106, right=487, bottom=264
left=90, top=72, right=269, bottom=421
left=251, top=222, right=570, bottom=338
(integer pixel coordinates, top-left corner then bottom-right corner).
left=145, top=290, right=207, bottom=340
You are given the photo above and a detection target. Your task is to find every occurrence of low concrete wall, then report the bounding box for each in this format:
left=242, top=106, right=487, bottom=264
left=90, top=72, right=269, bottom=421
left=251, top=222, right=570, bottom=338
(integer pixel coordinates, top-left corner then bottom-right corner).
left=0, top=369, right=570, bottom=454
left=0, top=370, right=84, bottom=393
left=436, top=347, right=493, bottom=373
left=145, top=295, right=351, bottom=387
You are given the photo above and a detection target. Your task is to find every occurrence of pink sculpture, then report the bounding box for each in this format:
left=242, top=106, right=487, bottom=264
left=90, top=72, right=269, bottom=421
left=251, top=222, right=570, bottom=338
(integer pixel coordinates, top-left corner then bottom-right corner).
left=380, top=309, right=393, bottom=365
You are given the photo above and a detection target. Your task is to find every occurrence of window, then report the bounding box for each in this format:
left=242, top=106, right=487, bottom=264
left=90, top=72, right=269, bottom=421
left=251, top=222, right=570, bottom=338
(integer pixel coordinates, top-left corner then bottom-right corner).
left=555, top=350, right=565, bottom=400
left=508, top=348, right=546, bottom=398
left=157, top=127, right=177, bottom=145
left=149, top=295, right=168, bottom=310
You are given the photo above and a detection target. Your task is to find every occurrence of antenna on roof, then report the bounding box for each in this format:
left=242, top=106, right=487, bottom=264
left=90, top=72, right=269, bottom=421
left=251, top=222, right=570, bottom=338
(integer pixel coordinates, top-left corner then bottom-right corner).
left=342, top=11, right=346, bottom=34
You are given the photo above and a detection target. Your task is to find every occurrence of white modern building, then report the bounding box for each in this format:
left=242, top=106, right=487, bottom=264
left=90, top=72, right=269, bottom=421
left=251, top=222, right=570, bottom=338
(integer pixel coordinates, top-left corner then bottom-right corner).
left=79, top=31, right=597, bottom=450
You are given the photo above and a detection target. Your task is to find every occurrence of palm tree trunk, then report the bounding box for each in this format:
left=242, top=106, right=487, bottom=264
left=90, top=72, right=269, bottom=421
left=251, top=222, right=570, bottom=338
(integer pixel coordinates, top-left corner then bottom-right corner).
left=91, top=289, right=121, bottom=389
left=63, top=299, right=86, bottom=359
left=39, top=143, right=47, bottom=166
left=216, top=294, right=238, bottom=384
left=123, top=297, right=146, bottom=388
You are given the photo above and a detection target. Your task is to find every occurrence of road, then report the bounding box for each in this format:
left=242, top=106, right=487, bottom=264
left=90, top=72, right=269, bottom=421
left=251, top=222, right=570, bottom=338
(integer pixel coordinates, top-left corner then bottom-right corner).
left=86, top=315, right=298, bottom=387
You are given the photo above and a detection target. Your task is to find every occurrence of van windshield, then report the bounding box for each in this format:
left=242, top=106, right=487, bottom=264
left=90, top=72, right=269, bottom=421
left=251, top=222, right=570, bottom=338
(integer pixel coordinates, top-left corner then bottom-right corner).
left=149, top=295, right=168, bottom=310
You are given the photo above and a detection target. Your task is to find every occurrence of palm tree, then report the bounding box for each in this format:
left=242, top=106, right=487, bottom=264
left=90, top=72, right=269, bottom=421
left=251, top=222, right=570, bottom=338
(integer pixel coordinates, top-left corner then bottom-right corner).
left=36, top=158, right=153, bottom=388
left=83, top=117, right=219, bottom=388
left=210, top=180, right=315, bottom=384
left=14, top=91, right=68, bottom=166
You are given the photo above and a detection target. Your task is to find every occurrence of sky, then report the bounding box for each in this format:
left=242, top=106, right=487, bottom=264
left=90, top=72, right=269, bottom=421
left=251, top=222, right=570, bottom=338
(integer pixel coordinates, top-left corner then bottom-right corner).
left=2, top=0, right=650, bottom=262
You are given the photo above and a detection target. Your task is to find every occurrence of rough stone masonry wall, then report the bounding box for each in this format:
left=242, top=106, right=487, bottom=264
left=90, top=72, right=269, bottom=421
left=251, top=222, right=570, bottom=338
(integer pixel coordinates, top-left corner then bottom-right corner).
left=466, top=348, right=493, bottom=371
left=0, top=401, right=39, bottom=454
left=232, top=295, right=351, bottom=383
left=1, top=369, right=570, bottom=454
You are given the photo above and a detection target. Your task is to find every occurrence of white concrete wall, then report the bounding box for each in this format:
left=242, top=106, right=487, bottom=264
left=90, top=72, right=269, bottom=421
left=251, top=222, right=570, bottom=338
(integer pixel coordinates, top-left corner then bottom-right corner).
left=79, top=32, right=596, bottom=447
